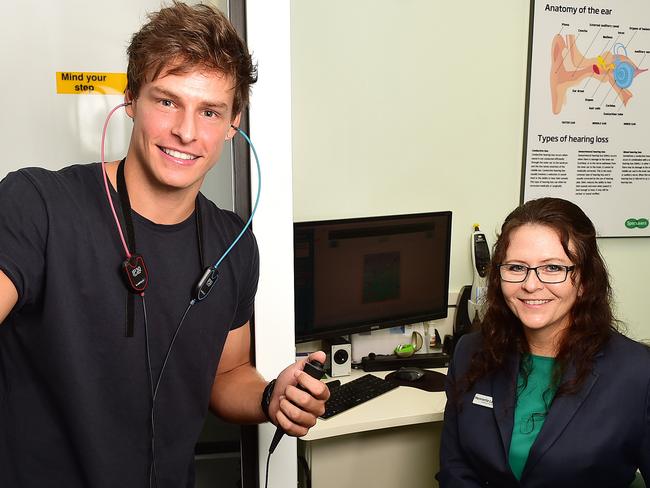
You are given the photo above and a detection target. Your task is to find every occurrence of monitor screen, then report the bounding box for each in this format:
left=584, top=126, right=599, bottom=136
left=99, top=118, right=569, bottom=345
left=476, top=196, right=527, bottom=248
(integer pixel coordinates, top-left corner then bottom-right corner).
left=294, top=211, right=452, bottom=342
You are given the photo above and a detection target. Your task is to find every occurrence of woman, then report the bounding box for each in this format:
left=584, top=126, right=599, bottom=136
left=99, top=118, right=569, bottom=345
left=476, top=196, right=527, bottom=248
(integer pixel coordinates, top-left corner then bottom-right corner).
left=437, top=198, right=650, bottom=487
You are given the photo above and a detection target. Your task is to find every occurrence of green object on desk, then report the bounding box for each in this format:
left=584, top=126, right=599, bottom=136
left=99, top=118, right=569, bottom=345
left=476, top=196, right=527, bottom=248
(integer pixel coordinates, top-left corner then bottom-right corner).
left=394, top=343, right=414, bottom=357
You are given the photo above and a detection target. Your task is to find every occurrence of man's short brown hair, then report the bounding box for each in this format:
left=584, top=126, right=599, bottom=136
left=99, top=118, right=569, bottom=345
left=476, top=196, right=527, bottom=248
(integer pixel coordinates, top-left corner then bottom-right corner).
left=127, top=1, right=257, bottom=117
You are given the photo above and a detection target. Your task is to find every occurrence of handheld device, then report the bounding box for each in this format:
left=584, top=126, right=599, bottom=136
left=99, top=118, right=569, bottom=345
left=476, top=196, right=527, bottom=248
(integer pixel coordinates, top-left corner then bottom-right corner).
left=268, top=359, right=325, bottom=454
left=468, top=224, right=490, bottom=323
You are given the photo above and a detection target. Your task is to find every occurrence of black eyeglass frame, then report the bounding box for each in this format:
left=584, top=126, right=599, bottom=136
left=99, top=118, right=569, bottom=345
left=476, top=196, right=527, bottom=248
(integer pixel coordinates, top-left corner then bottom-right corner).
left=498, top=264, right=576, bottom=284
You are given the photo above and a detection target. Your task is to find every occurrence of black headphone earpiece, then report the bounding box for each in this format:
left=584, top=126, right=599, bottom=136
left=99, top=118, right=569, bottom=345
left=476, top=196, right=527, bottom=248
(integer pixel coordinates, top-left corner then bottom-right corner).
left=227, top=125, right=240, bottom=141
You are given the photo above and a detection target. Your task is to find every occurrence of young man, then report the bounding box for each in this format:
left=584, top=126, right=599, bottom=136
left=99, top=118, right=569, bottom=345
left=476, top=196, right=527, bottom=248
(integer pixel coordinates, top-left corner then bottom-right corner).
left=0, top=3, right=328, bottom=487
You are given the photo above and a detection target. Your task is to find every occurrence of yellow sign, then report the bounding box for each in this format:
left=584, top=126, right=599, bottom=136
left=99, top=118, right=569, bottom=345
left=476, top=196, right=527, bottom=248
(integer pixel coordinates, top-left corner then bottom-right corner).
left=56, top=72, right=127, bottom=95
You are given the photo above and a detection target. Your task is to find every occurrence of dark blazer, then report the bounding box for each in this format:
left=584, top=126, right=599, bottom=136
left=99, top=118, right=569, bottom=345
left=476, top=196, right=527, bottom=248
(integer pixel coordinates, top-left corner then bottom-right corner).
left=437, top=331, right=650, bottom=487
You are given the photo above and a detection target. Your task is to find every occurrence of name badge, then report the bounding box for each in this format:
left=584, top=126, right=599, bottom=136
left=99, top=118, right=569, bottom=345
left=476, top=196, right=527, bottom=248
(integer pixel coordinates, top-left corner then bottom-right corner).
left=472, top=393, right=493, bottom=409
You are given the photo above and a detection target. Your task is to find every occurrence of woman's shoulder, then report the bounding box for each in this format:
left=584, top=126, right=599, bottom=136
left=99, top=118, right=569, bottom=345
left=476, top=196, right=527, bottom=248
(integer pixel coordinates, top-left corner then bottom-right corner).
left=455, top=331, right=483, bottom=355
left=452, top=331, right=487, bottom=367
left=590, top=332, right=650, bottom=408
left=597, top=332, right=650, bottom=386
left=603, top=331, right=650, bottom=363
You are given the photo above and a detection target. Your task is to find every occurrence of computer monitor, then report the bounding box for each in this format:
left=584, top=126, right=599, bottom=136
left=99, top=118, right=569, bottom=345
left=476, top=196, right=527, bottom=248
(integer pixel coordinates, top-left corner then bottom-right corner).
left=294, top=211, right=452, bottom=343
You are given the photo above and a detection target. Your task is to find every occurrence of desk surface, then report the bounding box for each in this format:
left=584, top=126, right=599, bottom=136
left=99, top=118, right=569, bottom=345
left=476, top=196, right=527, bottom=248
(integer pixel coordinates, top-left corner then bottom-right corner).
left=301, top=367, right=448, bottom=441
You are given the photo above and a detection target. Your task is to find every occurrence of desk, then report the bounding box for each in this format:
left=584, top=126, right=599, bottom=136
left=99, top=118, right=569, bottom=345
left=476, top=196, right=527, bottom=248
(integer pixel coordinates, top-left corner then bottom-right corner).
left=299, top=368, right=447, bottom=488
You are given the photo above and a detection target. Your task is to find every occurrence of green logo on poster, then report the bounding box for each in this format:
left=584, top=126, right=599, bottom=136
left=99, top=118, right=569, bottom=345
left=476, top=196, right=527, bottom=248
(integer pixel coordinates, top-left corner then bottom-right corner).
left=625, top=218, right=649, bottom=229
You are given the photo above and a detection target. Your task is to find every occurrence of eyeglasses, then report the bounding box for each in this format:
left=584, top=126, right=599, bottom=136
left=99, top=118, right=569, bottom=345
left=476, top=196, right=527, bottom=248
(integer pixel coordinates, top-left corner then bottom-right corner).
left=498, top=264, right=576, bottom=284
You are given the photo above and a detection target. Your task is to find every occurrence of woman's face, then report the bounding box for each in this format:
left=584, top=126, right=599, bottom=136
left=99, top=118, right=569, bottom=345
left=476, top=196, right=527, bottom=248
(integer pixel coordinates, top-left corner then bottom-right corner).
left=500, top=224, right=580, bottom=350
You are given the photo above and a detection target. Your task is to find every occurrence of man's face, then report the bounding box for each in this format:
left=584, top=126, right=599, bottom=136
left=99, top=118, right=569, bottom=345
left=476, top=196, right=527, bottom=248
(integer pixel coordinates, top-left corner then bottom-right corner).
left=125, top=68, right=240, bottom=195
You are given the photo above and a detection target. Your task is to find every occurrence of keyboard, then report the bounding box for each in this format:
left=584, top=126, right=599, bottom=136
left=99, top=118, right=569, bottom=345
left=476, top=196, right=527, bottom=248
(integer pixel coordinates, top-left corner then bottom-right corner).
left=321, top=374, right=398, bottom=419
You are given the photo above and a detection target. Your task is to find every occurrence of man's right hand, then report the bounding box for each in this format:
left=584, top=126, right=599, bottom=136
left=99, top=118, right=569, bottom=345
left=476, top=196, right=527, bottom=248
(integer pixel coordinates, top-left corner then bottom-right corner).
left=0, top=270, right=18, bottom=324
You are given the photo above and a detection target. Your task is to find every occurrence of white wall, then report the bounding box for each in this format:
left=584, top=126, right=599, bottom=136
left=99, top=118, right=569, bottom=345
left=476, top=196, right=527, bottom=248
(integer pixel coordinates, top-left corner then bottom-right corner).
left=246, top=1, right=299, bottom=486
left=290, top=0, right=649, bottom=343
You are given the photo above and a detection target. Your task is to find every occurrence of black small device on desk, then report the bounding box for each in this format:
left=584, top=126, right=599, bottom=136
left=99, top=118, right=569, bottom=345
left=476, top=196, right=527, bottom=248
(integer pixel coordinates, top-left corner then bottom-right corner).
left=360, top=352, right=450, bottom=372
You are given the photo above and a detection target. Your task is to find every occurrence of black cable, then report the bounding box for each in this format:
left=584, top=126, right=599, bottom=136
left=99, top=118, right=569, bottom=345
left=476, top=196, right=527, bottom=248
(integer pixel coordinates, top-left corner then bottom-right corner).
left=142, top=296, right=158, bottom=488
left=153, top=302, right=194, bottom=400
left=143, top=296, right=195, bottom=488
left=264, top=450, right=272, bottom=488
left=265, top=440, right=314, bottom=488
left=142, top=296, right=154, bottom=397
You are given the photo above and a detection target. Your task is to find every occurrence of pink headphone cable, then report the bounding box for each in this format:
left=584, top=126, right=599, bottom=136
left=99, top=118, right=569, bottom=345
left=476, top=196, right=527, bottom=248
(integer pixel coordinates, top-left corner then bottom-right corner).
left=100, top=102, right=132, bottom=259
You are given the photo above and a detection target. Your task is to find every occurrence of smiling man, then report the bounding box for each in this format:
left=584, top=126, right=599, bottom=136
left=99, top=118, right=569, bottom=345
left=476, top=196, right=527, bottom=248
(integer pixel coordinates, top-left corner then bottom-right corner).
left=0, top=3, right=327, bottom=487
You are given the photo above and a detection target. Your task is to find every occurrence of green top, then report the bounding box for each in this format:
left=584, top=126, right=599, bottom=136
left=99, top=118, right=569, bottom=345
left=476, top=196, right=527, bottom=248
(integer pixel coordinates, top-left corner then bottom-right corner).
left=508, top=354, right=557, bottom=480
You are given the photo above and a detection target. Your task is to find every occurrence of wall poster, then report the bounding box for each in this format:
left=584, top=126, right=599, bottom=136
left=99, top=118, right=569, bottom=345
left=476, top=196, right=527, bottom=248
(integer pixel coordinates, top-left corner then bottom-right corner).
left=522, top=0, right=650, bottom=236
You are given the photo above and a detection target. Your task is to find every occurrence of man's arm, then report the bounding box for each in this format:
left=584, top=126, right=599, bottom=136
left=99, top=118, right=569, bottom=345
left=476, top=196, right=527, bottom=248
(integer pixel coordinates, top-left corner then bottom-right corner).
left=209, top=322, right=328, bottom=436
left=209, top=322, right=267, bottom=423
left=0, top=270, right=18, bottom=324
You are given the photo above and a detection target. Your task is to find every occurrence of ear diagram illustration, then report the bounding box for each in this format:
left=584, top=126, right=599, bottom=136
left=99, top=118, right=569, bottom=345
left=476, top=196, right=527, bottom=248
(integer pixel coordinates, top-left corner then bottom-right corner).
left=609, top=43, right=635, bottom=89
left=550, top=34, right=647, bottom=114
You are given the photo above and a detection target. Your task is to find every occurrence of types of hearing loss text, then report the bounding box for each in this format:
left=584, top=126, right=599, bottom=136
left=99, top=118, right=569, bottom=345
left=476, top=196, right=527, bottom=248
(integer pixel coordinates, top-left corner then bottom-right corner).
left=529, top=149, right=650, bottom=196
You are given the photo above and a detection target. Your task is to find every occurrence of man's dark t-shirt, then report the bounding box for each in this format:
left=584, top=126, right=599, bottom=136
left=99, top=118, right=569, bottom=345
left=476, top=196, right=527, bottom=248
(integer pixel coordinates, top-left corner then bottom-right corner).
left=0, top=163, right=259, bottom=487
